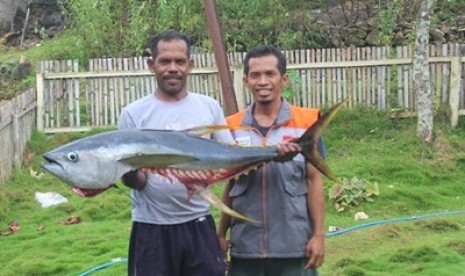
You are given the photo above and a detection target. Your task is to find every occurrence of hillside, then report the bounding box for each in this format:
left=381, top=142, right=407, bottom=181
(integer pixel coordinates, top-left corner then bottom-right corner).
left=1, top=0, right=465, bottom=101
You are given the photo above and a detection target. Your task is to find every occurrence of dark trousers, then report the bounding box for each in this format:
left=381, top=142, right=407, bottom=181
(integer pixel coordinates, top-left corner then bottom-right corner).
left=228, top=257, right=318, bottom=276
left=128, top=216, right=225, bottom=276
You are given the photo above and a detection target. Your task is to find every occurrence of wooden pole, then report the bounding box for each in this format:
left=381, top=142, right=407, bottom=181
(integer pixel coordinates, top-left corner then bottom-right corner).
left=203, top=0, right=238, bottom=115
left=449, top=56, right=460, bottom=128
left=12, top=102, right=21, bottom=169
left=20, top=0, right=31, bottom=49
left=36, top=72, right=45, bottom=132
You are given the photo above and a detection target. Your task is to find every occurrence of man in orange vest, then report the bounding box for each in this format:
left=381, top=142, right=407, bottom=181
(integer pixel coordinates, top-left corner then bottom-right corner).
left=218, top=45, right=326, bottom=276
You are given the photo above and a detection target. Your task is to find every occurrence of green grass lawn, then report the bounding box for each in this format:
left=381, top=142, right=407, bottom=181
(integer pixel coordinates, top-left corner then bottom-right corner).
left=1, top=108, right=465, bottom=276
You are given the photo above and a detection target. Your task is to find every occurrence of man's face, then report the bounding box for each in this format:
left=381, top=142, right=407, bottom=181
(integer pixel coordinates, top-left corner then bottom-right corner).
left=148, top=39, right=193, bottom=96
left=244, top=55, right=288, bottom=105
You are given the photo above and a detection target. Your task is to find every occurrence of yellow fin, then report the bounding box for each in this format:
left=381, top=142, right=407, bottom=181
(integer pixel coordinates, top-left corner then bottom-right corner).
left=197, top=188, right=259, bottom=224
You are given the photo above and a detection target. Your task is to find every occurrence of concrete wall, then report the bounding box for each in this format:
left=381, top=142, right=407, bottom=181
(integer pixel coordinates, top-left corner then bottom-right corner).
left=0, top=0, right=28, bottom=35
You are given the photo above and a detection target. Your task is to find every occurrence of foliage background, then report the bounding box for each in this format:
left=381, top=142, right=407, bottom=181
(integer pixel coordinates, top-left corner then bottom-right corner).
left=61, top=0, right=465, bottom=62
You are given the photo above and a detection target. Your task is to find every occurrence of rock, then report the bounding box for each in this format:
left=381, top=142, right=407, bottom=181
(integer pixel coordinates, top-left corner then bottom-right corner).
left=348, top=27, right=367, bottom=39
left=13, top=7, right=26, bottom=31
left=13, top=62, right=31, bottom=80
left=346, top=36, right=366, bottom=47
left=366, top=30, right=381, bottom=46
left=0, top=62, right=14, bottom=77
left=430, top=28, right=446, bottom=44
left=39, top=9, right=63, bottom=28
left=445, top=33, right=458, bottom=42
left=355, top=21, right=370, bottom=32
left=0, top=31, right=21, bottom=45
left=393, top=31, right=405, bottom=46
left=398, top=21, right=413, bottom=30
left=344, top=27, right=368, bottom=46
left=330, top=36, right=344, bottom=48
left=44, top=26, right=62, bottom=38
left=367, top=17, right=379, bottom=28
left=328, top=30, right=344, bottom=48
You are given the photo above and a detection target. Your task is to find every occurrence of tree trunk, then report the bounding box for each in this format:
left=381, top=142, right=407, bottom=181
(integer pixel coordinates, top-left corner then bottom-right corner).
left=414, top=0, right=436, bottom=144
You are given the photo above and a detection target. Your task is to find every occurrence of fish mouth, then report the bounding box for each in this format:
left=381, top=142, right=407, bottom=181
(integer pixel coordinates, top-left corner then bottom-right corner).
left=71, top=186, right=113, bottom=197
left=41, top=154, right=64, bottom=177
left=42, top=154, right=111, bottom=198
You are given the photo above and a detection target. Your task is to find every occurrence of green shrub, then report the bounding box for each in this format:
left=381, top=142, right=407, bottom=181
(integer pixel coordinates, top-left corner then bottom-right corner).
left=329, top=176, right=379, bottom=212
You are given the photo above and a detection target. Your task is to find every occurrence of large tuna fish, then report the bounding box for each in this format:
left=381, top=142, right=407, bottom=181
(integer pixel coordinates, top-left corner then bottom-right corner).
left=41, top=101, right=344, bottom=222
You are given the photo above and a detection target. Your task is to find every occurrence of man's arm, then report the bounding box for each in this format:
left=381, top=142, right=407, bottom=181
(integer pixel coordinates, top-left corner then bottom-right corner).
left=121, top=170, right=147, bottom=190
left=218, top=179, right=234, bottom=256
left=305, top=163, right=325, bottom=269
left=118, top=109, right=147, bottom=190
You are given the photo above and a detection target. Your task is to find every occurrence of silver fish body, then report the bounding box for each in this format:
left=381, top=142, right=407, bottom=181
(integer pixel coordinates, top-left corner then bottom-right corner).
left=41, top=101, right=344, bottom=222
left=42, top=129, right=277, bottom=193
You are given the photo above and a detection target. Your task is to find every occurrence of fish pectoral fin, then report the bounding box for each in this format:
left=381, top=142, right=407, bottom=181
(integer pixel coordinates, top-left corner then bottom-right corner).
left=184, top=125, right=251, bottom=137
left=197, top=188, right=259, bottom=224
left=119, top=153, right=198, bottom=167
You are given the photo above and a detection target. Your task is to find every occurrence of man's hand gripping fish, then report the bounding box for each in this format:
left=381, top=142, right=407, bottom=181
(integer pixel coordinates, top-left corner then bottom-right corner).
left=41, top=101, right=345, bottom=223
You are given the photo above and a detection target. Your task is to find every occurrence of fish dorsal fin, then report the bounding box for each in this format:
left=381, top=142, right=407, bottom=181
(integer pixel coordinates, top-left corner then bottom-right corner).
left=184, top=125, right=249, bottom=137
left=119, top=153, right=199, bottom=168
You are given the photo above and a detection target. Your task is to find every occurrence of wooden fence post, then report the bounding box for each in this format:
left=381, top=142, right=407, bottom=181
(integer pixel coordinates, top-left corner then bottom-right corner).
left=233, top=65, right=244, bottom=110
left=449, top=57, right=460, bottom=128
left=12, top=102, right=21, bottom=169
left=36, top=72, right=44, bottom=132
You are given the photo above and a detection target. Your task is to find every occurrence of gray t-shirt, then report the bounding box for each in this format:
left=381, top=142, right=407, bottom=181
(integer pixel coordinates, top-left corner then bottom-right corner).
left=118, top=92, right=233, bottom=224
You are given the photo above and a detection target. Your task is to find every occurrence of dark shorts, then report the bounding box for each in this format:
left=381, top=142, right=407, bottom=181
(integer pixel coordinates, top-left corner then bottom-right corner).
left=228, top=257, right=318, bottom=276
left=128, top=215, right=225, bottom=276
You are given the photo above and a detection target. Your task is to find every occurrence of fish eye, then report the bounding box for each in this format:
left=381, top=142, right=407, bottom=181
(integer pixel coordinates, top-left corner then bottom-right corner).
left=66, top=152, right=79, bottom=162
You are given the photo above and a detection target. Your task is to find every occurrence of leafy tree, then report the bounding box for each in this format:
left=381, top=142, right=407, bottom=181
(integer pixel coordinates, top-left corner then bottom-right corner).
left=65, top=0, right=207, bottom=60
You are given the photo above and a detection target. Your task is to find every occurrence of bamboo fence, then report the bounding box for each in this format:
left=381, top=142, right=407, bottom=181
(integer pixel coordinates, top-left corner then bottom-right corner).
left=36, top=44, right=465, bottom=133
left=0, top=88, right=36, bottom=184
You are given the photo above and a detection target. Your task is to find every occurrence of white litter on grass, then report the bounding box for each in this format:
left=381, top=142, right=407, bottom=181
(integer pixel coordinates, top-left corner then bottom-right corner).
left=354, top=211, right=369, bottom=220
left=35, top=192, right=68, bottom=208
left=328, top=226, right=343, bottom=232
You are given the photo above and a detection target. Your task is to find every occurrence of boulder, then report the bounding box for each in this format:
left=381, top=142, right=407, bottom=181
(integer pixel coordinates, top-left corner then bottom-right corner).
left=430, top=28, right=446, bottom=44
left=13, top=56, right=31, bottom=81
left=39, top=9, right=63, bottom=28
left=348, top=27, right=367, bottom=39
left=393, top=31, right=405, bottom=46
left=366, top=17, right=379, bottom=28
left=13, top=7, right=26, bottom=32
left=366, top=30, right=381, bottom=46
left=346, top=36, right=366, bottom=47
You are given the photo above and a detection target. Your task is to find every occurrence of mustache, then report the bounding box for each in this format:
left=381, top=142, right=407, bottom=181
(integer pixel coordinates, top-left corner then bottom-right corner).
left=163, top=74, right=183, bottom=80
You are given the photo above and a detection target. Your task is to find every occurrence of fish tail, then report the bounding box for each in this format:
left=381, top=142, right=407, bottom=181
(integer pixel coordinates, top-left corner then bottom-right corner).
left=296, top=100, right=345, bottom=183
left=197, top=188, right=259, bottom=224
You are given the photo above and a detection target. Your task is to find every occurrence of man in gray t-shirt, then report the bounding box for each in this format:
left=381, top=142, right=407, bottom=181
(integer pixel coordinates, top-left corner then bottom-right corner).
left=118, top=30, right=231, bottom=276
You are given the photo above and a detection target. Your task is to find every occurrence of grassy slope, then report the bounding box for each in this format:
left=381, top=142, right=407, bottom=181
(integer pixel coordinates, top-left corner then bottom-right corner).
left=321, top=108, right=465, bottom=275
left=0, top=108, right=464, bottom=276
left=0, top=30, right=85, bottom=100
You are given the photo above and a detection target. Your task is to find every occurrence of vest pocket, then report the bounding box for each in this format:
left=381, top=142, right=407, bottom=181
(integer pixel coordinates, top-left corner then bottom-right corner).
left=284, top=180, right=308, bottom=220
left=284, top=180, right=308, bottom=197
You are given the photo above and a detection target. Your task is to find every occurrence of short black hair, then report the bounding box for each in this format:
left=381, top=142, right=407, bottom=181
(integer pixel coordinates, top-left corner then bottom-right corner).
left=147, top=30, right=191, bottom=58
left=243, top=45, right=286, bottom=76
